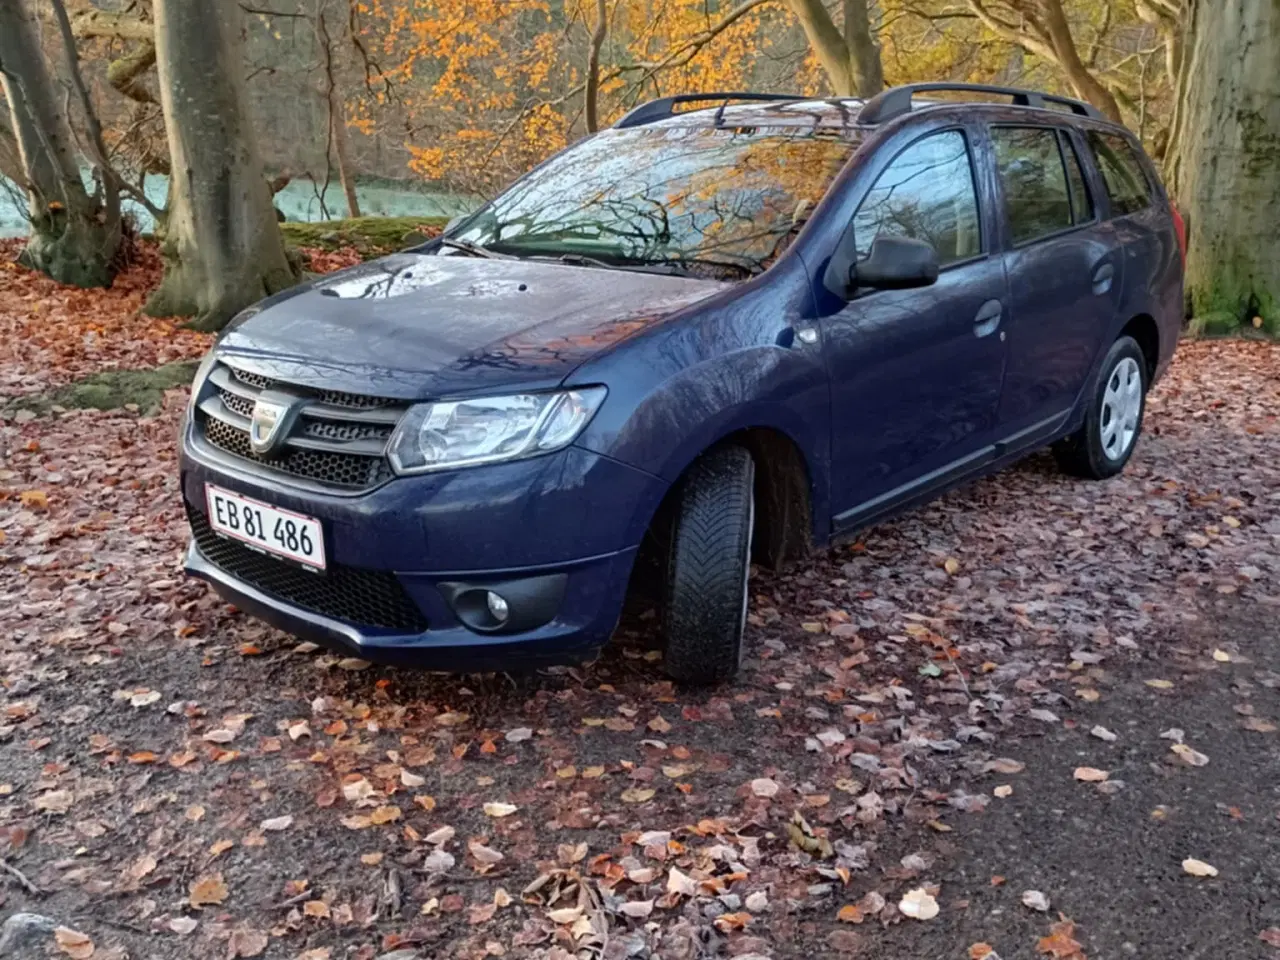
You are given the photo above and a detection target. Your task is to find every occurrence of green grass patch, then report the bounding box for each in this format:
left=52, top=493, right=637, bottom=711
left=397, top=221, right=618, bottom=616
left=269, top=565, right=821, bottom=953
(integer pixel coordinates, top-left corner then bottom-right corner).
left=281, top=216, right=450, bottom=256
left=2, top=360, right=200, bottom=418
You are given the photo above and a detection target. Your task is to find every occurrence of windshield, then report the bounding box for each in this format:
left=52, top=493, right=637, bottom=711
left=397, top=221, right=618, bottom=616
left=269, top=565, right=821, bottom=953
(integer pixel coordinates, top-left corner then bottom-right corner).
left=452, top=125, right=859, bottom=277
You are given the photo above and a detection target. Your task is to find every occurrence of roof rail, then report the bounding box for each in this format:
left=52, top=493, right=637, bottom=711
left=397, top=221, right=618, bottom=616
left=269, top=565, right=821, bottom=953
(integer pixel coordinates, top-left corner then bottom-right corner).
left=614, top=92, right=805, bottom=129
left=857, top=82, right=1105, bottom=125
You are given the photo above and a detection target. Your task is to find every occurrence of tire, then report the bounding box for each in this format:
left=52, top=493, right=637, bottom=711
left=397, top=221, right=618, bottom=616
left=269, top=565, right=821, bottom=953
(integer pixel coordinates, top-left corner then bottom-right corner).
left=661, top=446, right=755, bottom=685
left=1053, top=335, right=1148, bottom=479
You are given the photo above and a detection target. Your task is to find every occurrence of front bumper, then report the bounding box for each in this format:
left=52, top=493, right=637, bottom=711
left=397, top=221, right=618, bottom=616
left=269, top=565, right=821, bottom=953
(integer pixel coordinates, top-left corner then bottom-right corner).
left=180, top=421, right=666, bottom=670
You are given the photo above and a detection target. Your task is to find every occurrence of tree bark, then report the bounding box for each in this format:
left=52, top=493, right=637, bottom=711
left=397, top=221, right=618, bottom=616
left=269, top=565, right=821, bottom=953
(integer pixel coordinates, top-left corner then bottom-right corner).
left=145, top=0, right=299, bottom=330
left=1171, top=0, right=1280, bottom=333
left=785, top=0, right=883, bottom=97
left=0, top=0, right=119, bottom=286
left=0, top=112, right=23, bottom=186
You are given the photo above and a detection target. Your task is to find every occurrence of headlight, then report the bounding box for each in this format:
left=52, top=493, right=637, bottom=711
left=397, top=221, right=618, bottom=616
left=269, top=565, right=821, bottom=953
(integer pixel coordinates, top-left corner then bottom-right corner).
left=388, top=387, right=607, bottom=474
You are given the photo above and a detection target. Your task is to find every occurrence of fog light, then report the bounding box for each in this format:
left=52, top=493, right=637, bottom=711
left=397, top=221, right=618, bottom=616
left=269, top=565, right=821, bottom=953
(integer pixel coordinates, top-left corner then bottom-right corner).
left=485, top=591, right=510, bottom=623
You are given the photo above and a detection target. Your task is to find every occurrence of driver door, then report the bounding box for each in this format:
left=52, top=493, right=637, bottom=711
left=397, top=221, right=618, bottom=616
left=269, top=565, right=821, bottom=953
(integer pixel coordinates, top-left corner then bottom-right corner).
left=820, top=127, right=1010, bottom=531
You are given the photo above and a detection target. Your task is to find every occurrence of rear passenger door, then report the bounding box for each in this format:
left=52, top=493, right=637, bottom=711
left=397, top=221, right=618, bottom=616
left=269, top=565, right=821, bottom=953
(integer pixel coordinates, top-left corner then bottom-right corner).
left=989, top=125, right=1122, bottom=438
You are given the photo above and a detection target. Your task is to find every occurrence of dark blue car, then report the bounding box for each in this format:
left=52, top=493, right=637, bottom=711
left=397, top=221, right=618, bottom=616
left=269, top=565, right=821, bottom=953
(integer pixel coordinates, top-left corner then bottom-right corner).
left=180, top=83, right=1184, bottom=683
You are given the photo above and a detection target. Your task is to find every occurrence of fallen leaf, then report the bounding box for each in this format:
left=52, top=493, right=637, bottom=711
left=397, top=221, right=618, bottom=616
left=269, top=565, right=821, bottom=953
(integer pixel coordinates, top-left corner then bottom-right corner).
left=943, top=557, right=961, bottom=575
left=370, top=805, right=400, bottom=825
left=425, top=825, right=455, bottom=845
left=1212, top=649, right=1231, bottom=662
left=420, top=897, right=440, bottom=916
left=1090, top=726, right=1117, bottom=742
left=189, top=873, right=228, bottom=907
left=202, top=728, right=236, bottom=744
left=898, top=887, right=939, bottom=921
left=619, top=899, right=655, bottom=918
left=985, top=758, right=1025, bottom=775
left=1259, top=928, right=1280, bottom=948
left=1182, top=858, right=1218, bottom=877
left=1021, top=889, right=1050, bottom=912
left=750, top=777, right=780, bottom=798
left=666, top=866, right=698, bottom=897
left=303, top=900, right=331, bottom=920
left=1171, top=743, right=1209, bottom=767
left=968, top=945, right=996, bottom=960
left=168, top=917, right=198, bottom=935
left=260, top=815, right=293, bottom=832
left=127, top=854, right=157, bottom=882
left=469, top=840, right=503, bottom=865
left=483, top=802, right=518, bottom=818
left=620, top=788, right=655, bottom=803
left=208, top=839, right=234, bottom=858
left=1037, top=920, right=1083, bottom=958
left=994, top=785, right=1013, bottom=798
left=1145, top=679, right=1174, bottom=690
left=1073, top=767, right=1109, bottom=782
left=1242, top=717, right=1277, bottom=733
left=227, top=926, right=268, bottom=958
left=505, top=727, right=533, bottom=742
left=19, top=490, right=49, bottom=510
left=336, top=658, right=370, bottom=671
left=34, top=789, right=74, bottom=814
left=54, top=927, right=94, bottom=959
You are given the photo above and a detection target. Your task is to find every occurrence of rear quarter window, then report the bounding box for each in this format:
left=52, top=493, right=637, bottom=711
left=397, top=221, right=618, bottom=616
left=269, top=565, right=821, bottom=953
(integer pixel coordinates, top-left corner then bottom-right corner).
left=1086, top=132, right=1152, bottom=217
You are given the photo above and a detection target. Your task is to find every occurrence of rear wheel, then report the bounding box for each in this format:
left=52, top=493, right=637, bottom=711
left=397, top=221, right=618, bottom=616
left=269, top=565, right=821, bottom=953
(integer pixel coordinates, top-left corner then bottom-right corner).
left=661, top=446, right=755, bottom=685
left=1054, top=335, right=1147, bottom=479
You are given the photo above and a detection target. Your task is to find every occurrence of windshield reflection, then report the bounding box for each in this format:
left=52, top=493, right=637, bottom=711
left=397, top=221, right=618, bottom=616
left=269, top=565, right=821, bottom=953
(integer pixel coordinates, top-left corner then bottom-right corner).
left=454, top=125, right=859, bottom=277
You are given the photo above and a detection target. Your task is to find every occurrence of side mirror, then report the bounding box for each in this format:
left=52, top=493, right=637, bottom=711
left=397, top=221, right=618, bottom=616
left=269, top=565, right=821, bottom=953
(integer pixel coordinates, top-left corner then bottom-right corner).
left=852, top=235, right=940, bottom=290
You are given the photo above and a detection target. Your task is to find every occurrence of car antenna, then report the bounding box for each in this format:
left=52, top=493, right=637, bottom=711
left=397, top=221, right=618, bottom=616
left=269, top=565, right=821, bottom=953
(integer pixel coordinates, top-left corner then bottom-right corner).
left=713, top=98, right=730, bottom=128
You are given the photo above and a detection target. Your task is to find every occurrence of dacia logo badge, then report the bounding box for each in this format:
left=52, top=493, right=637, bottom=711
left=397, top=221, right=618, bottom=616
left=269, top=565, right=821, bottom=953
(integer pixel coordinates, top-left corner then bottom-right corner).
left=248, top=390, right=303, bottom=456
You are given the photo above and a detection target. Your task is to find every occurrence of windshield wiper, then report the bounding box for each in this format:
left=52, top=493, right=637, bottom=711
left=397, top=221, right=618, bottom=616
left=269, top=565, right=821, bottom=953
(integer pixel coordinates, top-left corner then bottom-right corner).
left=438, top=237, right=516, bottom=260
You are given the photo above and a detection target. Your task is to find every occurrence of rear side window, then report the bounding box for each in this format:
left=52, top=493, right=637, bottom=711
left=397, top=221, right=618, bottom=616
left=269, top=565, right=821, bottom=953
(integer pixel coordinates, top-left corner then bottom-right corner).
left=852, top=130, right=981, bottom=267
left=1086, top=132, right=1152, bottom=216
left=991, top=127, right=1072, bottom=245
left=1060, top=132, right=1094, bottom=223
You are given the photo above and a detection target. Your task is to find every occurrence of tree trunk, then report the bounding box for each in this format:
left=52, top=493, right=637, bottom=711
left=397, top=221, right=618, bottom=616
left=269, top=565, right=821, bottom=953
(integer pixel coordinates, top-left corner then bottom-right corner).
left=317, top=9, right=360, bottom=217
left=0, top=0, right=119, bottom=287
left=1039, top=0, right=1123, bottom=123
left=1171, top=0, right=1280, bottom=334
left=842, top=0, right=883, bottom=98
left=145, top=0, right=299, bottom=331
left=584, top=0, right=608, bottom=132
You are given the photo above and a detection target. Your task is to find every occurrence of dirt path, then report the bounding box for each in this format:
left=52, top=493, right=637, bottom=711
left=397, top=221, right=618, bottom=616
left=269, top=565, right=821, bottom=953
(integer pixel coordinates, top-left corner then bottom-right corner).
left=0, top=307, right=1277, bottom=958
left=878, top=594, right=1280, bottom=960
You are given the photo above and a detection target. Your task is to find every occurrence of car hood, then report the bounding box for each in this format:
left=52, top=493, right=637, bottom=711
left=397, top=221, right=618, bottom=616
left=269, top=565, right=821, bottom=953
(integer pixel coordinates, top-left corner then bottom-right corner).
left=217, top=253, right=729, bottom=399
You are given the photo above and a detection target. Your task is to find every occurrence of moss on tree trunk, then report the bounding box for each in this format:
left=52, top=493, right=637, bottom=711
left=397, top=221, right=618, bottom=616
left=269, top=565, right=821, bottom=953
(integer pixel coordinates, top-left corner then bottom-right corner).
left=1172, top=0, right=1280, bottom=335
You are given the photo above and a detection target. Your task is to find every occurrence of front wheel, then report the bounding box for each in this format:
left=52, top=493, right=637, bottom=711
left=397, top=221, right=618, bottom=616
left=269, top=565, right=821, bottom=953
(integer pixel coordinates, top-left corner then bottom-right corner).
left=1054, top=335, right=1148, bottom=479
left=661, top=446, right=755, bottom=685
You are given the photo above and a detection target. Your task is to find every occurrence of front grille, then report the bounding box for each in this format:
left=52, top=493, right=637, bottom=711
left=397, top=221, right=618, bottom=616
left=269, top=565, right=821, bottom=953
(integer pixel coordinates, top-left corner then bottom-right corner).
left=188, top=506, right=428, bottom=632
left=194, top=362, right=404, bottom=491
left=230, top=366, right=392, bottom=410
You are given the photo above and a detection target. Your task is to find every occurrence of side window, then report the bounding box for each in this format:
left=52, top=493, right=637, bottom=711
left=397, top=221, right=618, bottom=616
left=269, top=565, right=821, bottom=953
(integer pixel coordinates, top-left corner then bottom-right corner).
left=852, top=130, right=981, bottom=267
left=1060, top=132, right=1094, bottom=223
left=1086, top=131, right=1152, bottom=217
left=991, top=127, right=1072, bottom=245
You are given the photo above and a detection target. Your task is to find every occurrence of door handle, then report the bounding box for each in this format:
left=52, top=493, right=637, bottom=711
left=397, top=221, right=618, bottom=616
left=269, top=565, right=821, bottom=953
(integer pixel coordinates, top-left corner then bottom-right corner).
left=973, top=299, right=1002, bottom=338
left=1091, top=262, right=1115, bottom=295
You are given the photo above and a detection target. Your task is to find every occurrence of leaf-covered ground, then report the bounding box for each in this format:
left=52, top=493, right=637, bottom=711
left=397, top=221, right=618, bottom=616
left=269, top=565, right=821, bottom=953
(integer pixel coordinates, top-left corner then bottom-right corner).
left=0, top=250, right=1277, bottom=960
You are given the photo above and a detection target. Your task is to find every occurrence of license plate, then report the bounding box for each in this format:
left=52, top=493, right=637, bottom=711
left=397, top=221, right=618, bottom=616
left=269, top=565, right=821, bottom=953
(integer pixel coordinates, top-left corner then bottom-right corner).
left=204, top=484, right=327, bottom=571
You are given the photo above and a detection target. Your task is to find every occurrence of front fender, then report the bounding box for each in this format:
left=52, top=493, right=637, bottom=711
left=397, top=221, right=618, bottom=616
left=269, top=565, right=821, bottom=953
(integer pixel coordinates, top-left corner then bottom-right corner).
left=575, top=344, right=832, bottom=541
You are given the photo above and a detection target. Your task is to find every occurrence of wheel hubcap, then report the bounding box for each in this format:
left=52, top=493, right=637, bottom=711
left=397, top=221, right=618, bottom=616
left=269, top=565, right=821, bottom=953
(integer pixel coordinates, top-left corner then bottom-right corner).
left=1099, top=356, right=1142, bottom=461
